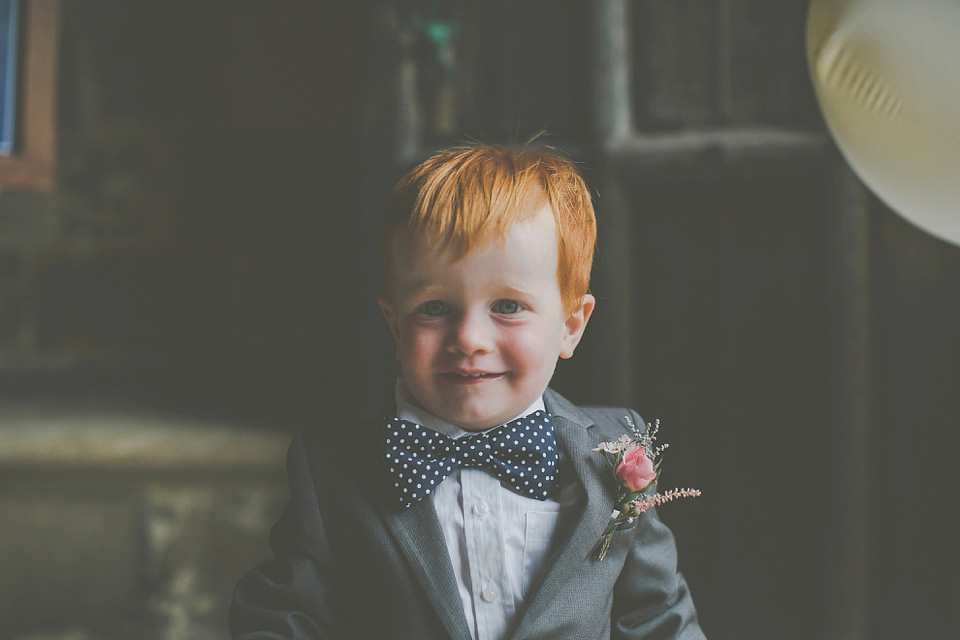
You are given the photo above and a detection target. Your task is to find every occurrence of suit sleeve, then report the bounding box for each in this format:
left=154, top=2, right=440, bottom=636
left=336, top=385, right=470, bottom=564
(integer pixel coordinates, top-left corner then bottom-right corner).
left=229, top=435, right=344, bottom=639
left=610, top=410, right=707, bottom=640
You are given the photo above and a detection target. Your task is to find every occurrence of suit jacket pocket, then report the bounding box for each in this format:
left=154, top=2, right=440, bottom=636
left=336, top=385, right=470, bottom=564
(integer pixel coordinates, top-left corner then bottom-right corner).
left=521, top=510, right=566, bottom=597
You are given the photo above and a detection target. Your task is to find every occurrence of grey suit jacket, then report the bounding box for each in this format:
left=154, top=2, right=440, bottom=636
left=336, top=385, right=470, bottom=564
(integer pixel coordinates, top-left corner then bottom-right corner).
left=230, top=388, right=705, bottom=639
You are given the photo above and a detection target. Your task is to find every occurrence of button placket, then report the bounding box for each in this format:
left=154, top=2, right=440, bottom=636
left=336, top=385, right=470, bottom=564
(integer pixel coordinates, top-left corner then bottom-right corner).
left=472, top=500, right=490, bottom=518
left=460, top=468, right=511, bottom=640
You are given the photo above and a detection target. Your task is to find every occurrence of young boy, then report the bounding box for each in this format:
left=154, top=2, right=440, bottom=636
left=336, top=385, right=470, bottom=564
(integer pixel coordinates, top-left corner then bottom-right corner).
left=230, top=145, right=705, bottom=639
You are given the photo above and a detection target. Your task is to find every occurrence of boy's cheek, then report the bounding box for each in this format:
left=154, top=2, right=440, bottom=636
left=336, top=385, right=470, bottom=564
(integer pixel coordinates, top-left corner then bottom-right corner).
left=507, top=336, right=543, bottom=363
left=398, top=326, right=438, bottom=363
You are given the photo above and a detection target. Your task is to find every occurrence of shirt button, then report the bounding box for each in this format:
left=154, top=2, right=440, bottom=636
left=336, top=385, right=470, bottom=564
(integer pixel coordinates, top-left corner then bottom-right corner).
left=481, top=585, right=499, bottom=602
left=472, top=501, right=490, bottom=517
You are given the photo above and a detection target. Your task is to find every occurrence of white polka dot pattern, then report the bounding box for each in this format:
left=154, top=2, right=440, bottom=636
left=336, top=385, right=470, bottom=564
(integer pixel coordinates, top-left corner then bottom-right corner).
left=385, top=410, right=558, bottom=508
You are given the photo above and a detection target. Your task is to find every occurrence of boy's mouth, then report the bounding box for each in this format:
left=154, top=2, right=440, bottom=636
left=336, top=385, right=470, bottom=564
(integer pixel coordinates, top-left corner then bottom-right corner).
left=442, top=371, right=503, bottom=382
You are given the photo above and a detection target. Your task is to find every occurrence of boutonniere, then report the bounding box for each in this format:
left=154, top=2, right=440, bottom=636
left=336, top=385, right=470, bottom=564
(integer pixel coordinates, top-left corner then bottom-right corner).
left=593, top=416, right=701, bottom=560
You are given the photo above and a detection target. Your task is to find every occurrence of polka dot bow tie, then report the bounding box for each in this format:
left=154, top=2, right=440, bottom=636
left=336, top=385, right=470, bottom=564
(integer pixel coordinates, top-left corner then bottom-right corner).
left=385, top=410, right=559, bottom=508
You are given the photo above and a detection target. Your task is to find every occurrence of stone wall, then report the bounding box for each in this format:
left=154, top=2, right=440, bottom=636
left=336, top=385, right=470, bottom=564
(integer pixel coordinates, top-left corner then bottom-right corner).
left=0, top=399, right=288, bottom=639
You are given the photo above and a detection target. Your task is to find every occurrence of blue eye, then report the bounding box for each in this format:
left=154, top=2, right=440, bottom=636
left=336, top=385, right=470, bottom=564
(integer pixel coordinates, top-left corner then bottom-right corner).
left=420, top=300, right=448, bottom=316
left=494, top=300, right=521, bottom=314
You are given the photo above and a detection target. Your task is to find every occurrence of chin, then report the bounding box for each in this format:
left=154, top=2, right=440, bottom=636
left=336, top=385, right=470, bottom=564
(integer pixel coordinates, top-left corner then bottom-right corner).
left=432, top=404, right=503, bottom=431
left=445, top=401, right=536, bottom=431
left=442, top=411, right=503, bottom=432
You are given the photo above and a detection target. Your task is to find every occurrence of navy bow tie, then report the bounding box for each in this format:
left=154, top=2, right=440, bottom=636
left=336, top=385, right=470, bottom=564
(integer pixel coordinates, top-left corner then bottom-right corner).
left=385, top=410, right=559, bottom=508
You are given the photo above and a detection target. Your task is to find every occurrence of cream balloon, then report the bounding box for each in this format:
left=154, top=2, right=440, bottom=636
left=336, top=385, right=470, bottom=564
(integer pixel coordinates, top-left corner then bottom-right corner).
left=808, top=0, right=960, bottom=246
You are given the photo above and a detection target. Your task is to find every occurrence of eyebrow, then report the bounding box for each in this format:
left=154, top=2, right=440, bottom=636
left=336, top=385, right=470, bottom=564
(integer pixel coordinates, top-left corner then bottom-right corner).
left=495, top=285, right=538, bottom=300
left=398, top=280, right=539, bottom=301
left=393, top=281, right=447, bottom=304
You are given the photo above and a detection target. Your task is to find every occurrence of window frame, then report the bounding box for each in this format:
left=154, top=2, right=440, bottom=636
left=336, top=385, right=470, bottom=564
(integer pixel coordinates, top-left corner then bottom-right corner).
left=0, top=0, right=58, bottom=191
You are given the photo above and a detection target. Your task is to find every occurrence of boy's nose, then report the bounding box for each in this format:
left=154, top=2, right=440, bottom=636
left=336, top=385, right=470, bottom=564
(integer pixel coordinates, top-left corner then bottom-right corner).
left=449, top=311, right=493, bottom=355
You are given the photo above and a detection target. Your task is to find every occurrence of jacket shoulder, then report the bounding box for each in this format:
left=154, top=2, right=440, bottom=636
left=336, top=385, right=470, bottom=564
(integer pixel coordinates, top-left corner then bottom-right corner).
left=578, top=404, right=647, bottom=441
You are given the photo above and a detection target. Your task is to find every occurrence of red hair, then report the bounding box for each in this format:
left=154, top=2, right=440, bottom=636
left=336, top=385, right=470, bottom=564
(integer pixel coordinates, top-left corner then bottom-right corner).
left=381, top=145, right=596, bottom=315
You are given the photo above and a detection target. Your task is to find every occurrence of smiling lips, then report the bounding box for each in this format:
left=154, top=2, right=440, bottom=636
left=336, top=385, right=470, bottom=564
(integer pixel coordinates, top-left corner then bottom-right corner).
left=442, top=371, right=504, bottom=382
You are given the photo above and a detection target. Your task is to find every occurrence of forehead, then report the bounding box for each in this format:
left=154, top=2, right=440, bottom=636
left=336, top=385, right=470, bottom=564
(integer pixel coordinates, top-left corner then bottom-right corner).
left=390, top=203, right=559, bottom=290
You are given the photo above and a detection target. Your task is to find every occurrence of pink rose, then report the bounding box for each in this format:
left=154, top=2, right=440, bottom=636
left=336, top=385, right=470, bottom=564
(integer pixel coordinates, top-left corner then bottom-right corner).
left=615, top=445, right=656, bottom=492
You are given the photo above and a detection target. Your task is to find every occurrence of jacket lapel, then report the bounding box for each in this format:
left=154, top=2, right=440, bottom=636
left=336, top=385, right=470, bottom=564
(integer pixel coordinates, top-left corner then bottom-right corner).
left=371, top=399, right=471, bottom=640
left=365, top=396, right=473, bottom=640
left=377, top=493, right=473, bottom=640
left=509, top=389, right=618, bottom=640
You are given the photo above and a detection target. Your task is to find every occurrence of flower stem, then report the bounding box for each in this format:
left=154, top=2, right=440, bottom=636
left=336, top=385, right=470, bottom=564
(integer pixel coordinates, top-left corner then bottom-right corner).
left=595, top=526, right=617, bottom=560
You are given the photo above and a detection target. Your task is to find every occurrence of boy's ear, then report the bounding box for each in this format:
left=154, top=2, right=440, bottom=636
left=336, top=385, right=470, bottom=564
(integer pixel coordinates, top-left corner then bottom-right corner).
left=559, top=293, right=596, bottom=359
left=378, top=297, right=401, bottom=360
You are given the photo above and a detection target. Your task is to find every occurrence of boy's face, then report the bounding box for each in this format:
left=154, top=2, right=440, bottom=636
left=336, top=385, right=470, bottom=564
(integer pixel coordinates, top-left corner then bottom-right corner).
left=379, top=204, right=595, bottom=431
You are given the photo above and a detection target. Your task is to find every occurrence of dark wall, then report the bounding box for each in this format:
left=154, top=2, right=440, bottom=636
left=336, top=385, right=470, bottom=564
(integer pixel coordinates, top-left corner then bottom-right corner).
left=1, top=1, right=959, bottom=639
left=3, top=2, right=372, bottom=428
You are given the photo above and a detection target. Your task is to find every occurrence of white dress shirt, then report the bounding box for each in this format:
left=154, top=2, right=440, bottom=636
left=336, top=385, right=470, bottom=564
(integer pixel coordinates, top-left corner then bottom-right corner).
left=394, top=380, right=574, bottom=640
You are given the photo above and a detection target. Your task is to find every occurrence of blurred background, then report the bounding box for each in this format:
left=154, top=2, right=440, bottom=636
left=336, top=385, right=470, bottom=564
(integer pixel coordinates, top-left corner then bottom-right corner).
left=1, top=1, right=958, bottom=639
